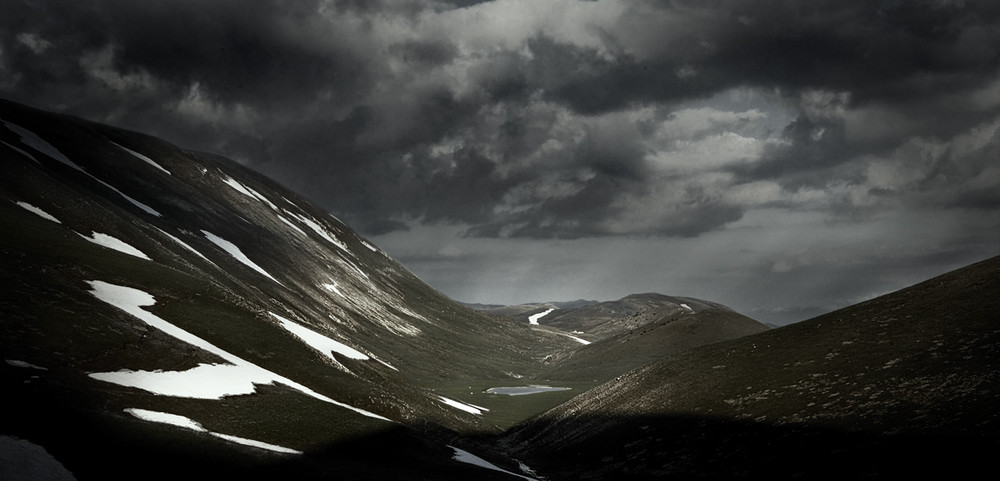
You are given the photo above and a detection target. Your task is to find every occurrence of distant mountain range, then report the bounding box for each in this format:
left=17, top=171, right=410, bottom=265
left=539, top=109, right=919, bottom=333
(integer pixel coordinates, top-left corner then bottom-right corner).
left=2, top=98, right=997, bottom=480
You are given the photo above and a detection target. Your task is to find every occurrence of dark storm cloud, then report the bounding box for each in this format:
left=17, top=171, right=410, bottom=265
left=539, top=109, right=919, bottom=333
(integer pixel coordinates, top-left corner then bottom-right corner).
left=2, top=0, right=998, bottom=241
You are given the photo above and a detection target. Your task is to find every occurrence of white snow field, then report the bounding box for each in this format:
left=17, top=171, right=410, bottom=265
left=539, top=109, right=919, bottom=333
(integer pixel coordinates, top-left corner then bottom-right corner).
left=201, top=230, right=281, bottom=284
left=448, top=446, right=537, bottom=481
left=124, top=408, right=302, bottom=454
left=85, top=281, right=392, bottom=421
left=681, top=303, right=693, bottom=311
left=110, top=141, right=171, bottom=175
left=528, top=308, right=554, bottom=325
left=15, top=201, right=61, bottom=223
left=436, top=395, right=489, bottom=415
left=3, top=120, right=162, bottom=216
left=77, top=231, right=151, bottom=260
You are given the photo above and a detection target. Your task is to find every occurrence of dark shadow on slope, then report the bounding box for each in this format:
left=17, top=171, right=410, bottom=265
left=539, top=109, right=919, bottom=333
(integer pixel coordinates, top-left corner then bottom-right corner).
left=0, top=364, right=526, bottom=481
left=496, top=412, right=1000, bottom=480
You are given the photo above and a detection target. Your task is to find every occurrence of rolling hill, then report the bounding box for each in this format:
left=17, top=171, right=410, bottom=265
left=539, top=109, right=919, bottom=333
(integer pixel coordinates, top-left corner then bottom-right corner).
left=499, top=255, right=1000, bottom=479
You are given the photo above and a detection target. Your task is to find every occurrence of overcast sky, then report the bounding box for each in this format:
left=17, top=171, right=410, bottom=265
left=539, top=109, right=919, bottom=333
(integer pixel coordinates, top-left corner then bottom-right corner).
left=3, top=0, right=998, bottom=324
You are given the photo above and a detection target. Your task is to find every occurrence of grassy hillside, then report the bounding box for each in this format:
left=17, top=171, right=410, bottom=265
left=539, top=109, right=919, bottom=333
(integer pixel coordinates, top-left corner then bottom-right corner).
left=501, top=255, right=1000, bottom=479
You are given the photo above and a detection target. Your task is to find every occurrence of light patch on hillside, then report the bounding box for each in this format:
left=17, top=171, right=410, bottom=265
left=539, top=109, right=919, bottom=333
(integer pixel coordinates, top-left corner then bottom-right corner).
left=2, top=120, right=81, bottom=170
left=15, top=201, right=61, bottom=223
left=285, top=209, right=350, bottom=252
left=91, top=363, right=283, bottom=399
left=96, top=179, right=162, bottom=217
left=222, top=175, right=258, bottom=200
left=124, top=408, right=302, bottom=454
left=78, top=231, right=151, bottom=260
left=270, top=312, right=369, bottom=372
left=448, top=446, right=537, bottom=481
left=3, top=121, right=162, bottom=216
left=278, top=215, right=308, bottom=237
left=5, top=359, right=48, bottom=370
left=222, top=175, right=279, bottom=211
left=437, top=395, right=489, bottom=415
left=86, top=281, right=392, bottom=422
left=110, top=141, right=171, bottom=175
left=201, top=230, right=281, bottom=284
left=322, top=281, right=344, bottom=296
left=2, top=139, right=38, bottom=162
left=153, top=227, right=213, bottom=264
left=337, top=256, right=370, bottom=280
left=528, top=308, right=555, bottom=325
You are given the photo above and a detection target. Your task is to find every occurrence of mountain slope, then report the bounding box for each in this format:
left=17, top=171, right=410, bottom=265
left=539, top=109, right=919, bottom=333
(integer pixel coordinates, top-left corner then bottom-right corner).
left=536, top=293, right=743, bottom=341
left=538, top=307, right=769, bottom=382
left=0, top=98, right=570, bottom=479
left=475, top=293, right=770, bottom=382
left=500, top=255, right=1000, bottom=479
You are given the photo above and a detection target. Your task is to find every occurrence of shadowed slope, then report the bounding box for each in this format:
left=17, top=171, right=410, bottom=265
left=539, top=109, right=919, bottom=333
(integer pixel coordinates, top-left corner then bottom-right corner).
left=501, top=255, right=1000, bottom=479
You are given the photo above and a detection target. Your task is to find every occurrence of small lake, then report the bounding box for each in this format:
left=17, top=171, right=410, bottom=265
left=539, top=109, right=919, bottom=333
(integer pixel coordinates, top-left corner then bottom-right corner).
left=485, top=385, right=572, bottom=396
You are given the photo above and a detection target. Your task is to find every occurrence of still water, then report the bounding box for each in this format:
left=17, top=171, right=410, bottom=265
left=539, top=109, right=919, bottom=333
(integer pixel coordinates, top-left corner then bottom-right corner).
left=485, top=385, right=572, bottom=396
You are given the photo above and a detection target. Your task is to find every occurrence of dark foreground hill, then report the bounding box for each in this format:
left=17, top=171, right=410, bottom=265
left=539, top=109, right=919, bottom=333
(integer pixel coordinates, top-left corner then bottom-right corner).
left=499, top=255, right=1000, bottom=479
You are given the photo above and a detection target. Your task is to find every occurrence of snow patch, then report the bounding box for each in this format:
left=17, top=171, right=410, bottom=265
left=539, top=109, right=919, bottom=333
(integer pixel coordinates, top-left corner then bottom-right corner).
left=448, top=446, right=537, bottom=480
left=2, top=139, right=38, bottom=162
left=124, top=408, right=302, bottom=454
left=78, top=231, right=151, bottom=260
left=285, top=209, right=350, bottom=252
left=15, top=201, right=61, bottom=223
left=680, top=303, right=693, bottom=312
left=222, top=176, right=278, bottom=211
left=528, top=308, right=554, bottom=325
left=270, top=312, right=369, bottom=361
left=5, top=359, right=48, bottom=370
left=372, top=356, right=399, bottom=372
left=278, top=215, right=308, bottom=237
left=437, top=395, right=488, bottom=415
left=98, top=181, right=162, bottom=217
left=3, top=122, right=162, bottom=216
left=85, top=281, right=391, bottom=421
left=201, top=230, right=281, bottom=284
left=110, top=141, right=171, bottom=175
left=154, top=227, right=213, bottom=263
left=91, top=363, right=278, bottom=399
left=222, top=176, right=257, bottom=199
left=3, top=120, right=80, bottom=170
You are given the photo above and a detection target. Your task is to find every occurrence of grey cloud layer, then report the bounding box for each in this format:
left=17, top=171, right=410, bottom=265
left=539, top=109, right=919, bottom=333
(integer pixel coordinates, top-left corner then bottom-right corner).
left=3, top=0, right=999, bottom=239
